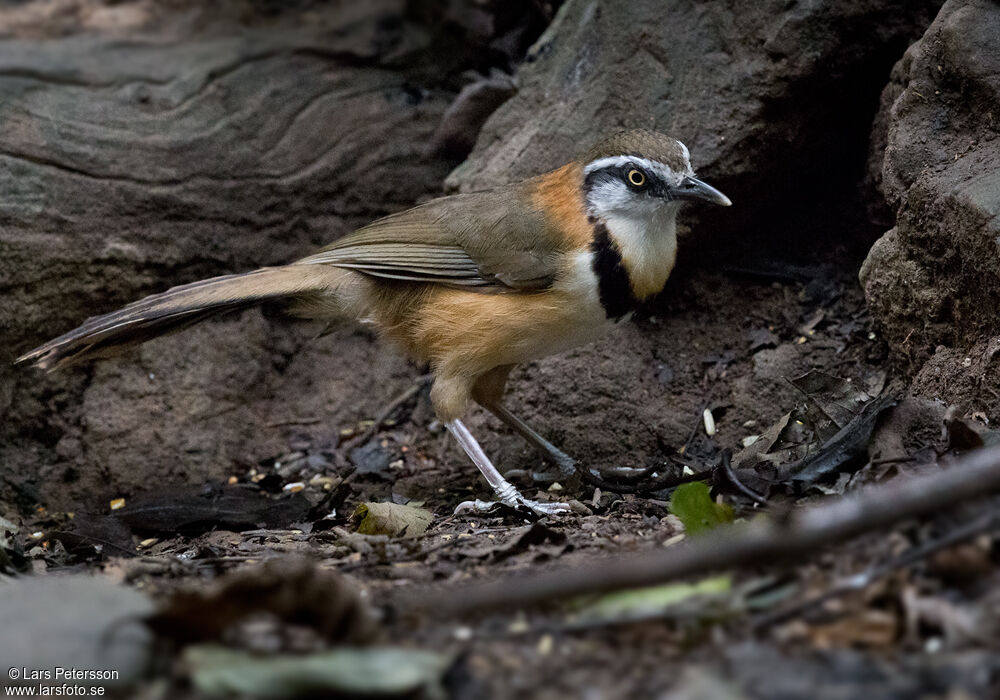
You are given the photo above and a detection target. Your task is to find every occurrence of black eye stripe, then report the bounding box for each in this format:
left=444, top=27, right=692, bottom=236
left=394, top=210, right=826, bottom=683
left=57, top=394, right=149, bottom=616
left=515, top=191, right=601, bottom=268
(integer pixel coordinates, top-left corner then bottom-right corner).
left=621, top=166, right=650, bottom=190
left=583, top=163, right=658, bottom=195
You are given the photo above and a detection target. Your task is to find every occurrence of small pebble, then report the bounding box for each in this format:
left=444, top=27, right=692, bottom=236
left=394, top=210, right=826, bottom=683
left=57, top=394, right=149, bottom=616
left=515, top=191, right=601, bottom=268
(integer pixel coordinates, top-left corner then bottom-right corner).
left=508, top=618, right=530, bottom=634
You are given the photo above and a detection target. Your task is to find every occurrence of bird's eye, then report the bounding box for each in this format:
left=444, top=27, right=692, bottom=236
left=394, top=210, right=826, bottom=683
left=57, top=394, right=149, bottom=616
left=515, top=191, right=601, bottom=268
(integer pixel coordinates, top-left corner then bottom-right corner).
left=626, top=169, right=646, bottom=188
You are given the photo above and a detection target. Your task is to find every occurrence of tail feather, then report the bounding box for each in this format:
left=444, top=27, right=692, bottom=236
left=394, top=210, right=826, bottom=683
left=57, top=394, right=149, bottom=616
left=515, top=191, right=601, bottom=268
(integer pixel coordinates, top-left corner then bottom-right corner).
left=17, top=264, right=346, bottom=371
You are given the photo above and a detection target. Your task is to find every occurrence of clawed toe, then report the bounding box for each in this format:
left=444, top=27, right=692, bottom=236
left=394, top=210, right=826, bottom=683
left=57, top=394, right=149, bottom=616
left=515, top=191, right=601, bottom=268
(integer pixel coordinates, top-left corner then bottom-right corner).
left=453, top=495, right=570, bottom=517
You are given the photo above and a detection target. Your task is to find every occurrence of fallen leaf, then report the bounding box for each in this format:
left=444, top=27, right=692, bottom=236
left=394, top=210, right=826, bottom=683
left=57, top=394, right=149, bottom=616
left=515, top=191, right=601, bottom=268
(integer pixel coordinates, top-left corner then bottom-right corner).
left=804, top=608, right=898, bottom=649
left=186, top=645, right=451, bottom=699
left=354, top=502, right=432, bottom=537
left=670, top=483, right=733, bottom=534
left=733, top=412, right=792, bottom=468
left=578, top=574, right=732, bottom=620
left=116, top=484, right=312, bottom=535
left=790, top=370, right=871, bottom=430
left=790, top=395, right=897, bottom=486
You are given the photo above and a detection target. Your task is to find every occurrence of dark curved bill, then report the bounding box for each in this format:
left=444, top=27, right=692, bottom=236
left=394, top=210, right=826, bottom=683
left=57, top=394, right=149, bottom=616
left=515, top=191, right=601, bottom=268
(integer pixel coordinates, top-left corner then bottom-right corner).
left=672, top=176, right=732, bottom=206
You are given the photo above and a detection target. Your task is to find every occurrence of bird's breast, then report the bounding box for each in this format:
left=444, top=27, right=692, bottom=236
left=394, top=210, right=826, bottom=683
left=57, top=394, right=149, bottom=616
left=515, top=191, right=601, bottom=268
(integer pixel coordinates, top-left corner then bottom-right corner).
left=588, top=219, right=642, bottom=321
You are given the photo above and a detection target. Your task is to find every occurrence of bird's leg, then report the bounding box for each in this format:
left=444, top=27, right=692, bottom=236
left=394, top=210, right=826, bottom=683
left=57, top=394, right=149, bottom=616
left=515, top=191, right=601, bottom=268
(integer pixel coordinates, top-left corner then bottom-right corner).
left=470, top=364, right=577, bottom=484
left=480, top=402, right=578, bottom=483
left=446, top=419, right=569, bottom=516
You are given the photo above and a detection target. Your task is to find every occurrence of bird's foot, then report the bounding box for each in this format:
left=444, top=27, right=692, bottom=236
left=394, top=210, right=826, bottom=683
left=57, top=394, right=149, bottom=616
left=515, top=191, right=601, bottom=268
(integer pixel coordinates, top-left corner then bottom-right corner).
left=454, top=482, right=569, bottom=517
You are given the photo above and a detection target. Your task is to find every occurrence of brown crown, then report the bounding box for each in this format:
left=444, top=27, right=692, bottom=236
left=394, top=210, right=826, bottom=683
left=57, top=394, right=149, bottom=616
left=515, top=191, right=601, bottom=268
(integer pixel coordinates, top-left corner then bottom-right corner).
left=583, top=129, right=688, bottom=172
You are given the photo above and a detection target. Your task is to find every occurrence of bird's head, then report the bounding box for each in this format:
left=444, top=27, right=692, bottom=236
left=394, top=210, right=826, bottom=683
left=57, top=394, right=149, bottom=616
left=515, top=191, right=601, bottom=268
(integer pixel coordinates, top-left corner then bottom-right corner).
left=575, top=129, right=731, bottom=302
left=581, top=129, right=730, bottom=228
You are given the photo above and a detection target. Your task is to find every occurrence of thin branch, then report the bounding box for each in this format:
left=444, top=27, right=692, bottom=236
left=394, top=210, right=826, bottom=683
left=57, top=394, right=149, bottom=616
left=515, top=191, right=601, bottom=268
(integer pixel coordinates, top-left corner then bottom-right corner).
left=576, top=462, right=705, bottom=494
left=750, top=510, right=1000, bottom=631
left=718, top=450, right=769, bottom=506
left=397, top=446, right=1000, bottom=616
left=341, top=374, right=432, bottom=450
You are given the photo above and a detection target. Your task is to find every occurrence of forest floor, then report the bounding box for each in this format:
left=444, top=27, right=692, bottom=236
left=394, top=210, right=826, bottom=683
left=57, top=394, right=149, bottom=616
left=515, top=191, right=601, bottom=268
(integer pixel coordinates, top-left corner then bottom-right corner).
left=8, top=242, right=999, bottom=699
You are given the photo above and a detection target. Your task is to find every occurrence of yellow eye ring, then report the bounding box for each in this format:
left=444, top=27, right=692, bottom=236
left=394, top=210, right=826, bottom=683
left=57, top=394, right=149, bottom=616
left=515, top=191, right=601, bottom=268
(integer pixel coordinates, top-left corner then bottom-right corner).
left=627, top=169, right=646, bottom=187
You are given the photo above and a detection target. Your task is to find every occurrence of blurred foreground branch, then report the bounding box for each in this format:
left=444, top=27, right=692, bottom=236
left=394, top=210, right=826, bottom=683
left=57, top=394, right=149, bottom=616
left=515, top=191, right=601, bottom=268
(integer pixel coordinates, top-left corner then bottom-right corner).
left=400, top=446, right=1000, bottom=617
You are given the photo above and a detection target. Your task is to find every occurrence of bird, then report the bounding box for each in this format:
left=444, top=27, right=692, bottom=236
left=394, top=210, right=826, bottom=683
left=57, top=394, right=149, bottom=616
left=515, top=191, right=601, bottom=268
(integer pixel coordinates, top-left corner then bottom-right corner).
left=17, top=129, right=731, bottom=516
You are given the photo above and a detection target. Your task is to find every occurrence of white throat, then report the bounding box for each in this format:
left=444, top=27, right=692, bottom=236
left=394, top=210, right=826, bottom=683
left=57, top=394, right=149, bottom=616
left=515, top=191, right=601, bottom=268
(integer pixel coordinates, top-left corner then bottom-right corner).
left=582, top=152, right=692, bottom=299
left=602, top=204, right=680, bottom=299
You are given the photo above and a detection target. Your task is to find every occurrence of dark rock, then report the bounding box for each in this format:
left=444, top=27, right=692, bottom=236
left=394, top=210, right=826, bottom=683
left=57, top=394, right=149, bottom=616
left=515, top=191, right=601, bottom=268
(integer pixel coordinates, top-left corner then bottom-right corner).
left=448, top=0, right=939, bottom=258
left=861, top=0, right=1000, bottom=416
left=432, top=70, right=517, bottom=160
left=438, top=0, right=939, bottom=492
left=0, top=2, right=543, bottom=511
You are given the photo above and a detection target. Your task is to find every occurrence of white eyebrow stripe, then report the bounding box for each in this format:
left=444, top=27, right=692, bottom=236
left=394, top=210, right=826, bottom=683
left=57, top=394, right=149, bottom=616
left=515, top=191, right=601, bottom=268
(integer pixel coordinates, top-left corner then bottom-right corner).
left=583, top=155, right=661, bottom=176
left=678, top=141, right=690, bottom=162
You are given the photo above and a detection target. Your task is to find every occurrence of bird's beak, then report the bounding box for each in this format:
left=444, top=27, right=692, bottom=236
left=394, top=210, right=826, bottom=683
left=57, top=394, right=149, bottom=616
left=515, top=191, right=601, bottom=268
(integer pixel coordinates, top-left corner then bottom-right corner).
left=671, top=176, right=732, bottom=206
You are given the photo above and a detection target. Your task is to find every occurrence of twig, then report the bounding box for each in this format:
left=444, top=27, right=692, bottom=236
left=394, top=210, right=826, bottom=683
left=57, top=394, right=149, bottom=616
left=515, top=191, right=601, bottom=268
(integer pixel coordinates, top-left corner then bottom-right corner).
left=266, top=417, right=322, bottom=428
left=718, top=450, right=768, bottom=506
left=341, top=374, right=433, bottom=450
left=397, top=446, right=1000, bottom=616
left=750, top=510, right=1000, bottom=631
left=679, top=403, right=708, bottom=456
left=576, top=462, right=705, bottom=494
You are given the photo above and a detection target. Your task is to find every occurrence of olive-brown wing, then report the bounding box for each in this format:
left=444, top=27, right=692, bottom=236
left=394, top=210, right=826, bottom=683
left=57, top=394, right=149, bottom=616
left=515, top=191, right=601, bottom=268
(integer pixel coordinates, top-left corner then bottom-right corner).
left=295, top=186, right=563, bottom=291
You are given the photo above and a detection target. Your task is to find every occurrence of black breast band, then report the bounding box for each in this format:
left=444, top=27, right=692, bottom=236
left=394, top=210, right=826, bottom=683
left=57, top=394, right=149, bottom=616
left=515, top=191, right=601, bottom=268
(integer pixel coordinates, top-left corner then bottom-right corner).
left=589, top=219, right=639, bottom=320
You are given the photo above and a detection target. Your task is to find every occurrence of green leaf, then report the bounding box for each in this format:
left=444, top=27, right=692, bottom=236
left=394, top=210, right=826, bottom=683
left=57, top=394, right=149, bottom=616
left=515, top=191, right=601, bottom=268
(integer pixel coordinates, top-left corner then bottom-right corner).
left=670, top=482, right=733, bottom=534
left=354, top=502, right=432, bottom=537
left=186, top=646, right=451, bottom=699
left=577, top=575, right=732, bottom=620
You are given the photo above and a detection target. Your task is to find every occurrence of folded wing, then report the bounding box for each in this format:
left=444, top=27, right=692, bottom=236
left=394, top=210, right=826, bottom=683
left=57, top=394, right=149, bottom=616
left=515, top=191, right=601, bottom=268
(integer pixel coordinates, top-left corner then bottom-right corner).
left=297, top=186, right=562, bottom=291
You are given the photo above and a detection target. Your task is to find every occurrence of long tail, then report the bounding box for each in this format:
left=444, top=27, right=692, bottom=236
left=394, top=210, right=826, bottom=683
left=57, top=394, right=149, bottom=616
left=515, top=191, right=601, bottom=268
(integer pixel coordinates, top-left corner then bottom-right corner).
left=16, top=264, right=348, bottom=371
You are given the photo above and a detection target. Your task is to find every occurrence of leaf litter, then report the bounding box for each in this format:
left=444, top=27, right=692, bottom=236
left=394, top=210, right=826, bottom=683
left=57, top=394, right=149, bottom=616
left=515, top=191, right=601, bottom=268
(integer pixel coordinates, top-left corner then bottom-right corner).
left=7, top=270, right=1000, bottom=697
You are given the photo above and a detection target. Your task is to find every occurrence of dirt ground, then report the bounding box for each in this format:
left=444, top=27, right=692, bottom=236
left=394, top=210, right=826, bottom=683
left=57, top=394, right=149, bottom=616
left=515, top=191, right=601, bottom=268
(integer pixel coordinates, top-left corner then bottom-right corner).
left=13, top=239, right=997, bottom=698
left=5, top=2, right=1000, bottom=698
